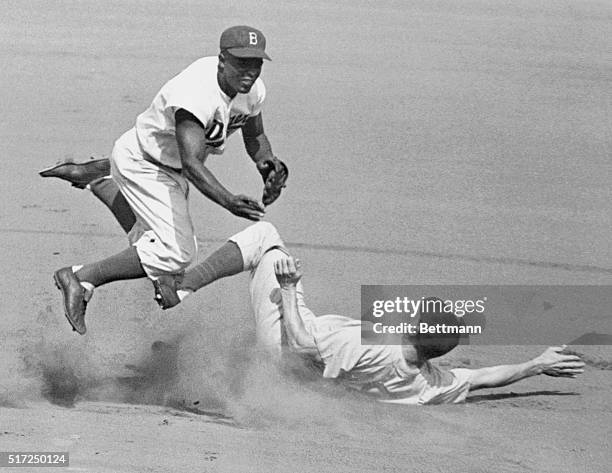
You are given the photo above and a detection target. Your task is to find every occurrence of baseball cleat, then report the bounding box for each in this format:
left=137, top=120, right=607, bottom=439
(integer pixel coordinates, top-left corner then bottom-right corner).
left=39, top=156, right=111, bottom=189
left=152, top=275, right=182, bottom=310
left=53, top=267, right=89, bottom=335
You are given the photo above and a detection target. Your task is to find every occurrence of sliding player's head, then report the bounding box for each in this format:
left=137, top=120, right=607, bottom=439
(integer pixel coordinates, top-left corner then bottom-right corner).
left=414, top=297, right=463, bottom=360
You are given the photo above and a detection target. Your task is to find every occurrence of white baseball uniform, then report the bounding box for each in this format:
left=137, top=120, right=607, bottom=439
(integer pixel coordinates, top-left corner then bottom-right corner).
left=110, top=56, right=266, bottom=278
left=230, top=222, right=472, bottom=405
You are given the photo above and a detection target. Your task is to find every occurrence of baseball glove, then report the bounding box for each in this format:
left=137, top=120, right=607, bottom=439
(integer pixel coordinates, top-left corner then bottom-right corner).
left=258, top=157, right=288, bottom=206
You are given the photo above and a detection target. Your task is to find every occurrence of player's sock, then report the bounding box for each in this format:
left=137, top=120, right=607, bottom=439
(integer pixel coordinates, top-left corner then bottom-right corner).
left=180, top=241, right=243, bottom=292
left=89, top=177, right=136, bottom=234
left=75, top=246, right=146, bottom=287
left=176, top=289, right=191, bottom=301
left=71, top=264, right=95, bottom=297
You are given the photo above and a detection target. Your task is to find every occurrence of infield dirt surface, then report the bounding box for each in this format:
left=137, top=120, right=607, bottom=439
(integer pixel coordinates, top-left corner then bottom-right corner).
left=1, top=1, right=611, bottom=472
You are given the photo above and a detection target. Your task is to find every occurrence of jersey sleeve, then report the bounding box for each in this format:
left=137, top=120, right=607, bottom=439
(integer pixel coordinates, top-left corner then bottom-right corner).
left=249, top=79, right=266, bottom=117
left=160, top=61, right=218, bottom=129
left=417, top=365, right=472, bottom=405
left=164, top=85, right=216, bottom=129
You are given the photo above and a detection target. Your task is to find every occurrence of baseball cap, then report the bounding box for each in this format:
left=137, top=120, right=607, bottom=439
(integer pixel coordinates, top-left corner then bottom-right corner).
left=220, top=25, right=271, bottom=60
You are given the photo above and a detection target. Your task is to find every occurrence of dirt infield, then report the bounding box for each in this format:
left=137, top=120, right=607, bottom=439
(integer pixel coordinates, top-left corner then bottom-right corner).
left=1, top=1, right=611, bottom=472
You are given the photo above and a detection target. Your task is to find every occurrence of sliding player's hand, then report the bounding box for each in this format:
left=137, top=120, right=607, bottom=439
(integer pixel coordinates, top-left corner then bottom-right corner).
left=274, top=256, right=303, bottom=288
left=536, top=345, right=585, bottom=378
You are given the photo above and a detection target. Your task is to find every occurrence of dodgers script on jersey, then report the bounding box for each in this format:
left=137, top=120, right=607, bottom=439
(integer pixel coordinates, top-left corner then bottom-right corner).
left=135, top=56, right=266, bottom=169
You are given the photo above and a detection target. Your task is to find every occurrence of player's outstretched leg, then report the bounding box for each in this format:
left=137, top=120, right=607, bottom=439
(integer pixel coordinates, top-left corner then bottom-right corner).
left=89, top=176, right=136, bottom=233
left=153, top=222, right=285, bottom=309
left=233, top=223, right=313, bottom=355
left=152, top=240, right=244, bottom=309
left=39, top=156, right=110, bottom=188
left=39, top=157, right=136, bottom=233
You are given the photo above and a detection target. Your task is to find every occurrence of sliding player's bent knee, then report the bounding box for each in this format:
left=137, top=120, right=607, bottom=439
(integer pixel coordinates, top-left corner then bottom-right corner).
left=253, top=221, right=284, bottom=252
left=229, top=222, right=286, bottom=270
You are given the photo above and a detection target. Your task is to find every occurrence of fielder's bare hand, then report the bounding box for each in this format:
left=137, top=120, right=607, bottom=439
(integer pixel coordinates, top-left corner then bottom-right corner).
left=227, top=194, right=265, bottom=221
left=274, top=256, right=303, bottom=288
left=534, top=345, right=585, bottom=378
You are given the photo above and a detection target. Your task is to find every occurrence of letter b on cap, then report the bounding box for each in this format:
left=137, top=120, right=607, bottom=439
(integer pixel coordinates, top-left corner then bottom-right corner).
left=249, top=32, right=258, bottom=45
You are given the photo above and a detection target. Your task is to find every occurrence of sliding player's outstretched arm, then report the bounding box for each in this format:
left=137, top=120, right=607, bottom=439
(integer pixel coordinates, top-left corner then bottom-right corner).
left=462, top=345, right=585, bottom=391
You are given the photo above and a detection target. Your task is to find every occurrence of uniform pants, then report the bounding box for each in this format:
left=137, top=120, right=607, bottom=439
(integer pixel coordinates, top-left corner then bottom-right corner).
left=228, top=222, right=317, bottom=355
left=110, top=128, right=197, bottom=278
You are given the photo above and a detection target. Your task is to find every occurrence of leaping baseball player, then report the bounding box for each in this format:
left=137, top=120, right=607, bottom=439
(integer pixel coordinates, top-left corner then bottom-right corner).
left=40, top=25, right=288, bottom=335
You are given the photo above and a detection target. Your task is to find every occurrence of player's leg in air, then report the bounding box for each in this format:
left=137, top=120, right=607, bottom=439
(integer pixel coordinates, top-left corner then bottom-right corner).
left=40, top=157, right=135, bottom=233
left=42, top=130, right=197, bottom=335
